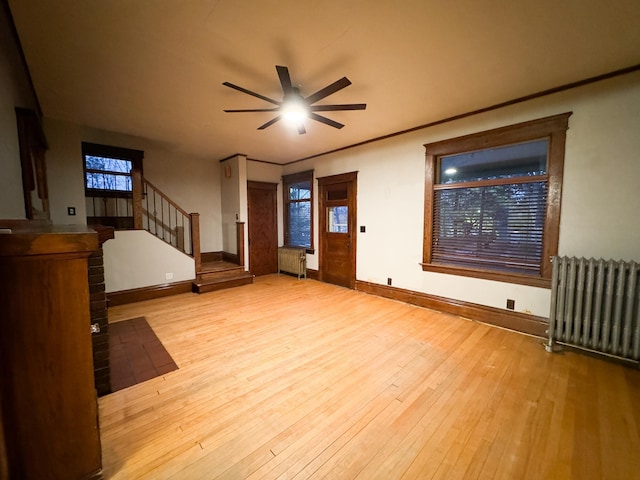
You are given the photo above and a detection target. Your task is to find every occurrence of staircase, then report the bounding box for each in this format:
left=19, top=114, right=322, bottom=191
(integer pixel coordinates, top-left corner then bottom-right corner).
left=192, top=260, right=253, bottom=294
left=134, top=176, right=252, bottom=294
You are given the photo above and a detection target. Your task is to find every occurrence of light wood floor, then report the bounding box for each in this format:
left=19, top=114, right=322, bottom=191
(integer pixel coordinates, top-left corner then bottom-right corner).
left=101, top=275, right=640, bottom=479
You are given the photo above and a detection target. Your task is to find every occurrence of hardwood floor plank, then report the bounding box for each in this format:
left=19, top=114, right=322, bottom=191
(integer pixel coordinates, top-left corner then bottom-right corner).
left=100, top=275, right=640, bottom=479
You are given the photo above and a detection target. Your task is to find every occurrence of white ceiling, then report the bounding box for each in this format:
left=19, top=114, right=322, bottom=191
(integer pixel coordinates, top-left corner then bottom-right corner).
left=9, top=0, right=640, bottom=164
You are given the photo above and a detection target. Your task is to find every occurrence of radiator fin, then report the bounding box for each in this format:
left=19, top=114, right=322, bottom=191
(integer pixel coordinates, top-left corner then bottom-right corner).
left=547, top=256, right=640, bottom=362
left=278, top=247, right=306, bottom=280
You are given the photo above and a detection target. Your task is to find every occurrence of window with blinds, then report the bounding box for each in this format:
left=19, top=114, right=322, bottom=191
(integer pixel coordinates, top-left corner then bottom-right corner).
left=433, top=140, right=548, bottom=275
left=283, top=170, right=314, bottom=251
left=423, top=113, right=571, bottom=287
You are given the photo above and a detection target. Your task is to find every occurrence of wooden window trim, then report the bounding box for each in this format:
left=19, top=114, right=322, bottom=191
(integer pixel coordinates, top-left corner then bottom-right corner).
left=81, top=142, right=143, bottom=197
left=282, top=170, right=314, bottom=254
left=422, top=113, right=572, bottom=288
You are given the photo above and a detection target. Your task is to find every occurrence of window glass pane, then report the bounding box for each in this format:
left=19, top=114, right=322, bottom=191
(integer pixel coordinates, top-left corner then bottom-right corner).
left=85, top=154, right=133, bottom=192
left=328, top=206, right=348, bottom=233
left=85, top=172, right=132, bottom=192
left=432, top=182, right=547, bottom=274
left=287, top=201, right=311, bottom=247
left=288, top=181, right=311, bottom=201
left=85, top=155, right=132, bottom=174
left=439, top=139, right=548, bottom=184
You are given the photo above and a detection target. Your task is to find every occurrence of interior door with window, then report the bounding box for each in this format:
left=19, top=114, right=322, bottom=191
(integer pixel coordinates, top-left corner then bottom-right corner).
left=318, top=172, right=357, bottom=288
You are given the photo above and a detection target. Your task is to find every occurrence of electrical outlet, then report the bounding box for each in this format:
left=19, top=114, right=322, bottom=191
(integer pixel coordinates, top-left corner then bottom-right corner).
left=360, top=226, right=366, bottom=233
left=506, top=299, right=515, bottom=310
left=67, top=206, right=76, bottom=216
left=387, top=277, right=392, bottom=286
left=166, top=272, right=174, bottom=280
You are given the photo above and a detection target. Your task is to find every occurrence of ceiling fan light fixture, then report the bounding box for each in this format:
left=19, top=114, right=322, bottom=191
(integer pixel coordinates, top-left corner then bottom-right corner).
left=281, top=98, right=309, bottom=129
left=223, top=65, right=366, bottom=134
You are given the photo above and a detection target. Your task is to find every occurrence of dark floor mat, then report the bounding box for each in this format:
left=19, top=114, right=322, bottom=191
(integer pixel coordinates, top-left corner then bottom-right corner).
left=108, top=317, right=178, bottom=393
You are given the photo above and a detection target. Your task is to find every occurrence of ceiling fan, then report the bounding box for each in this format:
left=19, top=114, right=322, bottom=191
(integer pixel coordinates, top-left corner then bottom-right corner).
left=223, top=65, right=366, bottom=134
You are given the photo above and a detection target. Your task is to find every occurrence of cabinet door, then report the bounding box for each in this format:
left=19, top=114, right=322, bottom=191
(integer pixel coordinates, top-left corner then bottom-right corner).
left=0, top=245, right=101, bottom=479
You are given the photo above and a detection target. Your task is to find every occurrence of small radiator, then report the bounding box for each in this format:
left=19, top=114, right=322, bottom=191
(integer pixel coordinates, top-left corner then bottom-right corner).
left=546, top=256, right=640, bottom=362
left=278, top=247, right=306, bottom=279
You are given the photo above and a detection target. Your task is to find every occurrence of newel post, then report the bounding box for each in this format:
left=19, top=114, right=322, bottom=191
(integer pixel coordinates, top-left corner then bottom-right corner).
left=191, top=213, right=201, bottom=273
left=236, top=221, right=245, bottom=267
left=132, top=169, right=143, bottom=229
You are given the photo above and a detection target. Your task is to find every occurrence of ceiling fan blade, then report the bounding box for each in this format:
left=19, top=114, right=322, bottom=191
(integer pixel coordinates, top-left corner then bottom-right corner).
left=224, top=108, right=280, bottom=113
left=309, top=112, right=344, bottom=129
left=276, top=65, right=293, bottom=95
left=222, top=82, right=280, bottom=106
left=310, top=103, right=367, bottom=112
left=257, top=116, right=281, bottom=130
left=297, top=124, right=307, bottom=135
left=305, top=77, right=352, bottom=105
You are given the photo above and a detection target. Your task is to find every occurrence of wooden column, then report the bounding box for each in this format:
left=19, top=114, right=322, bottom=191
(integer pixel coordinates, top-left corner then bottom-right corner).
left=236, top=221, right=245, bottom=267
left=0, top=226, right=102, bottom=479
left=190, top=212, right=201, bottom=273
left=132, top=169, right=143, bottom=229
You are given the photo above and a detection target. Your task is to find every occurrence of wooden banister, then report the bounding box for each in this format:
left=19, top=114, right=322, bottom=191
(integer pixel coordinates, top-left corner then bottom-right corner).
left=135, top=176, right=201, bottom=263
left=143, top=178, right=190, bottom=218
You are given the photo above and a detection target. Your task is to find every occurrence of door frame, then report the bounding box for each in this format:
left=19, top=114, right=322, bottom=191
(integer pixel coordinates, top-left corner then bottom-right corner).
left=317, top=171, right=358, bottom=289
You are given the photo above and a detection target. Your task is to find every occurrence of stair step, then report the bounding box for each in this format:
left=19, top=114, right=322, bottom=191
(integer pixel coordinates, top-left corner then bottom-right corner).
left=197, top=266, right=245, bottom=282
left=192, top=271, right=253, bottom=294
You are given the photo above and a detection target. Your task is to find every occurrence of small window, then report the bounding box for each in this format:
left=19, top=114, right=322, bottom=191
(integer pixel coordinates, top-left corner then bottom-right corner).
left=328, top=206, right=348, bottom=233
left=283, top=170, right=314, bottom=251
left=82, top=142, right=143, bottom=197
left=85, top=156, right=133, bottom=193
left=82, top=142, right=143, bottom=229
left=423, top=113, right=571, bottom=287
left=327, top=187, right=348, bottom=201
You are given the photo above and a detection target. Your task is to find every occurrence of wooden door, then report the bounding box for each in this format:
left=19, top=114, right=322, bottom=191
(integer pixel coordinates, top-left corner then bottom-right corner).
left=318, top=172, right=357, bottom=288
left=247, top=181, right=278, bottom=276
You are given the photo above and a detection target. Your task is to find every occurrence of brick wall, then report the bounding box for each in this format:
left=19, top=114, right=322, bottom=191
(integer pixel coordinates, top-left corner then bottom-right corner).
left=88, top=249, right=110, bottom=396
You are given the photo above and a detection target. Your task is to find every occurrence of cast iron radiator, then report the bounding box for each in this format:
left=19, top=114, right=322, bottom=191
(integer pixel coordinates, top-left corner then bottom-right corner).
left=278, top=247, right=306, bottom=279
left=546, top=256, right=640, bottom=362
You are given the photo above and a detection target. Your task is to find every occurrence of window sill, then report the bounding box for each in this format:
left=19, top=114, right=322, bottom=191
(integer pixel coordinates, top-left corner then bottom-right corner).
left=283, top=245, right=315, bottom=255
left=420, top=262, right=551, bottom=288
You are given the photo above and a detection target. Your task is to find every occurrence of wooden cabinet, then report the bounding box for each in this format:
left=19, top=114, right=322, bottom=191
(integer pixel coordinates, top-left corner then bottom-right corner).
left=0, top=226, right=102, bottom=479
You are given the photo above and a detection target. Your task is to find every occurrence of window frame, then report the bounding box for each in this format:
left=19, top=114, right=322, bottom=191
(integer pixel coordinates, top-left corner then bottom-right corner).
left=282, top=170, right=314, bottom=253
left=82, top=142, right=143, bottom=198
left=422, top=113, right=571, bottom=288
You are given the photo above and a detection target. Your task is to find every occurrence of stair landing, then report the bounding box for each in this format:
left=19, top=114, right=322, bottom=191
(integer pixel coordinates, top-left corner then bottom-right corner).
left=192, top=260, right=253, bottom=294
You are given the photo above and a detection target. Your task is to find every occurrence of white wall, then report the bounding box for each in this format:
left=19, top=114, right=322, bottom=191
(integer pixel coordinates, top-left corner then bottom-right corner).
left=283, top=71, right=640, bottom=317
left=103, top=230, right=195, bottom=293
left=220, top=155, right=244, bottom=254
left=44, top=119, right=87, bottom=224
left=0, top=5, right=40, bottom=219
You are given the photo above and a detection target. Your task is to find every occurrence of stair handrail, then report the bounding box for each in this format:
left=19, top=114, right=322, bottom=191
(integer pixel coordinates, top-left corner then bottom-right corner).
left=132, top=171, right=201, bottom=271
left=141, top=178, right=190, bottom=218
